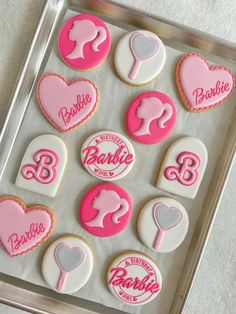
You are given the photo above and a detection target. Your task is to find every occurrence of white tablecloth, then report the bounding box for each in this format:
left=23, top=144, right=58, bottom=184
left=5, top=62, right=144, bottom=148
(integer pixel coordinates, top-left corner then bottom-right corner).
left=0, top=1, right=235, bottom=313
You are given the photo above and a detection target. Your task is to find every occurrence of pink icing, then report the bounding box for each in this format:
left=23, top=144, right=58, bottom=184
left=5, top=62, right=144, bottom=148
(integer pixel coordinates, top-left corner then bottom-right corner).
left=21, top=149, right=58, bottom=184
left=79, top=183, right=132, bottom=237
left=58, top=14, right=111, bottom=70
left=126, top=91, right=176, bottom=145
left=37, top=73, right=98, bottom=132
left=0, top=197, right=54, bottom=256
left=129, top=32, right=159, bottom=80
left=177, top=52, right=235, bottom=111
left=164, top=151, right=200, bottom=186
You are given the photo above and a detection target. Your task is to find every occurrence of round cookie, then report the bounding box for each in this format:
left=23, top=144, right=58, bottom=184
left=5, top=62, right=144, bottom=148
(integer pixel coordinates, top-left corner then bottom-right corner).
left=58, top=14, right=111, bottom=70
left=126, top=91, right=176, bottom=144
left=42, top=235, right=94, bottom=294
left=0, top=196, right=54, bottom=256
left=81, top=130, right=135, bottom=181
left=176, top=51, right=235, bottom=112
left=114, top=30, right=166, bottom=85
left=137, top=197, right=189, bottom=253
left=79, top=183, right=132, bottom=237
left=107, top=251, right=162, bottom=305
left=37, top=73, right=99, bottom=132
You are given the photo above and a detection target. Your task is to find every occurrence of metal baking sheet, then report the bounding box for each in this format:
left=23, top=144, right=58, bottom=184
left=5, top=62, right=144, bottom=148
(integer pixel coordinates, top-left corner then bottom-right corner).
left=1, top=0, right=236, bottom=313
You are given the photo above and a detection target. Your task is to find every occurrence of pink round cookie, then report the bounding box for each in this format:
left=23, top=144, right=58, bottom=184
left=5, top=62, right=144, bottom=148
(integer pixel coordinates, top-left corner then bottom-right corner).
left=79, top=183, right=132, bottom=237
left=126, top=91, right=176, bottom=144
left=58, top=14, right=111, bottom=70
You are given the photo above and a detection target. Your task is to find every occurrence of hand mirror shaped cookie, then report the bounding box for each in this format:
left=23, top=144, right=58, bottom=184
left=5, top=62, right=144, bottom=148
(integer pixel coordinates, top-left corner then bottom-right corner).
left=152, top=203, right=182, bottom=249
left=129, top=32, right=159, bottom=80
left=54, top=243, right=85, bottom=291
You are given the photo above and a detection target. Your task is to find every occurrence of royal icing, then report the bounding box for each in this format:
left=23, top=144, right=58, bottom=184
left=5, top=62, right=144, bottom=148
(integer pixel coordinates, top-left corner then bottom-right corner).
left=138, top=197, right=189, bottom=253
left=114, top=30, right=166, bottom=85
left=126, top=91, right=176, bottom=144
left=15, top=134, right=67, bottom=197
left=42, top=235, right=93, bottom=294
left=81, top=131, right=135, bottom=181
left=37, top=73, right=99, bottom=132
left=107, top=251, right=162, bottom=305
left=79, top=183, right=132, bottom=237
left=157, top=137, right=208, bottom=199
left=0, top=196, right=54, bottom=256
left=58, top=14, right=111, bottom=70
left=176, top=51, right=235, bottom=112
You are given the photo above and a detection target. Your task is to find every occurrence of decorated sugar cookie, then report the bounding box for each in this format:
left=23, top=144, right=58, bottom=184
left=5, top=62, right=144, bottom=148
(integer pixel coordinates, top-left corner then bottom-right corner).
left=114, top=30, right=166, bottom=85
left=15, top=134, right=67, bottom=197
left=0, top=196, right=54, bottom=256
left=79, top=183, right=132, bottom=237
left=58, top=14, right=111, bottom=70
left=138, top=197, right=189, bottom=253
left=176, top=51, right=235, bottom=112
left=126, top=91, right=176, bottom=144
left=107, top=251, right=162, bottom=305
left=37, top=73, right=99, bottom=132
left=42, top=235, right=93, bottom=294
left=157, top=137, right=208, bottom=199
left=81, top=131, right=135, bottom=181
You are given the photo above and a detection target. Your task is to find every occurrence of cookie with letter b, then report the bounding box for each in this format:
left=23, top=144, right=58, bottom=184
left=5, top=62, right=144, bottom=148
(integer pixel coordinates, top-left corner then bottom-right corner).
left=157, top=137, right=208, bottom=199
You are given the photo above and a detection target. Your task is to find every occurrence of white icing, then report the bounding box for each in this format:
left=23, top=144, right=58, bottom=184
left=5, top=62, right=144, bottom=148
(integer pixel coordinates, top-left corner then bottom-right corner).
left=114, top=30, right=166, bottom=85
left=138, top=197, right=189, bottom=253
left=42, top=235, right=94, bottom=294
left=156, top=137, right=208, bottom=199
left=15, top=134, right=67, bottom=197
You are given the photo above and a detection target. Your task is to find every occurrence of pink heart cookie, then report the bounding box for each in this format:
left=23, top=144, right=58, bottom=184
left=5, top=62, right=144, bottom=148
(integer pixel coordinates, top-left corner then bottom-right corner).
left=0, top=196, right=54, bottom=256
left=176, top=52, right=235, bottom=112
left=37, top=73, right=99, bottom=132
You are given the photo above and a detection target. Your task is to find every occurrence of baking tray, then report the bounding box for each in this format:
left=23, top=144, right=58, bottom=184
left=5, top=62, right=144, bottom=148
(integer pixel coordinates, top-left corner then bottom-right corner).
left=1, top=0, right=236, bottom=313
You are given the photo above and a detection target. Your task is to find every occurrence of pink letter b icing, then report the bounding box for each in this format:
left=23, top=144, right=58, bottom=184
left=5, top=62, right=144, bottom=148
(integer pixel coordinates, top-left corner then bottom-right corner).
left=79, top=183, right=132, bottom=237
left=21, top=149, right=58, bottom=184
left=156, top=137, right=208, bottom=199
left=164, top=151, right=200, bottom=186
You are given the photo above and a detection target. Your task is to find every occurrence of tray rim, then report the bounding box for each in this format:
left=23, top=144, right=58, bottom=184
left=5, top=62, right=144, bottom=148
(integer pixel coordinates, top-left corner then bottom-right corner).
left=1, top=0, right=236, bottom=313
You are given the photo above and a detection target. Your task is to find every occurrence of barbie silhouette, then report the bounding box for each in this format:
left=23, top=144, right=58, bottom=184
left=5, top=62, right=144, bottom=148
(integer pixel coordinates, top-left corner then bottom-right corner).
left=66, top=19, right=107, bottom=60
left=134, top=97, right=173, bottom=137
left=86, top=189, right=129, bottom=228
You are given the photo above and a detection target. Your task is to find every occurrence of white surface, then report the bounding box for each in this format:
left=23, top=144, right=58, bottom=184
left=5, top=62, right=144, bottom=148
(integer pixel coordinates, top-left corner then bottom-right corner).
left=0, top=1, right=236, bottom=314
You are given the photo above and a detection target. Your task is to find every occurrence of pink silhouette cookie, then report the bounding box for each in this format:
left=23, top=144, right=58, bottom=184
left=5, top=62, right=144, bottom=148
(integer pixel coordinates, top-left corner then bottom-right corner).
left=126, top=91, right=176, bottom=144
left=79, top=183, right=132, bottom=237
left=37, top=73, right=99, bottom=132
left=81, top=131, right=135, bottom=181
left=58, top=14, right=111, bottom=70
left=0, top=196, right=54, bottom=256
left=176, top=51, right=235, bottom=112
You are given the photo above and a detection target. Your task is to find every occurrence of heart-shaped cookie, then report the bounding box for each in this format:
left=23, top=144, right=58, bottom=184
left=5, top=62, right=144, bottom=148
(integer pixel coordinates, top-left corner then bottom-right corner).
left=37, top=73, right=99, bottom=132
left=176, top=52, right=235, bottom=112
left=55, top=243, right=85, bottom=273
left=0, top=196, right=54, bottom=256
left=153, top=202, right=182, bottom=230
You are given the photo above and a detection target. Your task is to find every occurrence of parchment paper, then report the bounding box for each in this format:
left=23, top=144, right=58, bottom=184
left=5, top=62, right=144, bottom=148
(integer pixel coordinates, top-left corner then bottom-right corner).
left=0, top=9, right=236, bottom=314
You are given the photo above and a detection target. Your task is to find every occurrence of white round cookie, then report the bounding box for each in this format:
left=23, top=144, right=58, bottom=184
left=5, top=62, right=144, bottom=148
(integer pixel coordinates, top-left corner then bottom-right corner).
left=81, top=130, right=135, bottom=181
left=114, top=30, right=166, bottom=85
left=42, top=235, right=93, bottom=294
left=107, top=251, right=162, bottom=305
left=138, top=197, right=189, bottom=253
